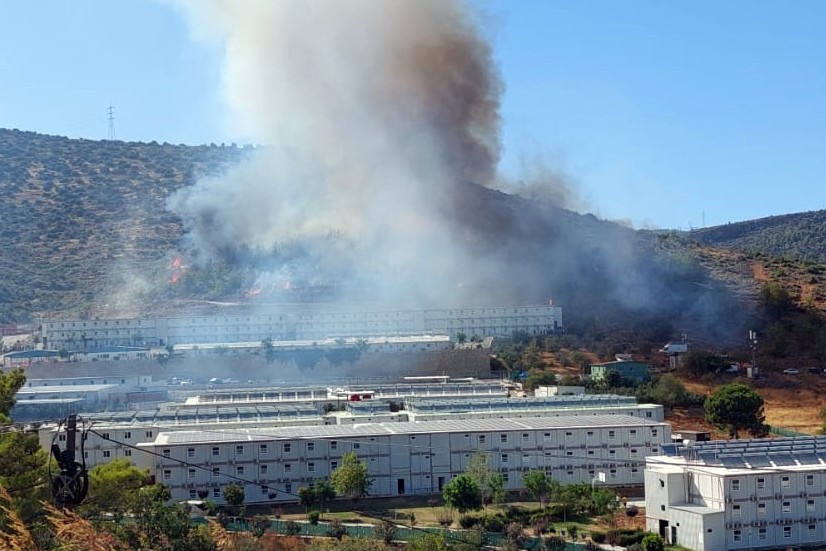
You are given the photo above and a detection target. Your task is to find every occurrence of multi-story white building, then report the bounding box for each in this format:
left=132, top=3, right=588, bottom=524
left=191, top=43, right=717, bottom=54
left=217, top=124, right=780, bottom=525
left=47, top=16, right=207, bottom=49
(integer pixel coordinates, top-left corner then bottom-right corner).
left=135, top=415, right=669, bottom=505
left=42, top=304, right=563, bottom=350
left=646, top=436, right=826, bottom=551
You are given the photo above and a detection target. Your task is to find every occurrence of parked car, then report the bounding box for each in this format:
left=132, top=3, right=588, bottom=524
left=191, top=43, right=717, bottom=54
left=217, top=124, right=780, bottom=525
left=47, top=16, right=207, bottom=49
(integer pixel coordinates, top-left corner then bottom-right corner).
left=782, top=368, right=800, bottom=375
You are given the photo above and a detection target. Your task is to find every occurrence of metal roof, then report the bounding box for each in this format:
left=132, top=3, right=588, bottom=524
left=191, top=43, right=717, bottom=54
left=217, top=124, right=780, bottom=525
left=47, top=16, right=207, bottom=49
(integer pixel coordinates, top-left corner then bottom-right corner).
left=656, top=435, right=826, bottom=470
left=146, top=414, right=668, bottom=446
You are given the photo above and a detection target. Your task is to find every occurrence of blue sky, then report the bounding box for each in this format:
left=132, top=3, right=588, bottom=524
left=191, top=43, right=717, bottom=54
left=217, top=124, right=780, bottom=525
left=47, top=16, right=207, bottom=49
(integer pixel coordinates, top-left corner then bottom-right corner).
left=1, top=1, right=824, bottom=229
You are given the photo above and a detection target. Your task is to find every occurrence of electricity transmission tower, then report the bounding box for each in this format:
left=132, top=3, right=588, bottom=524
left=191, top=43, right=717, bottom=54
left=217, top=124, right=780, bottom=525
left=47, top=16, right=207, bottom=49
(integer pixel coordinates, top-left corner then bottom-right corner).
left=107, top=105, right=116, bottom=140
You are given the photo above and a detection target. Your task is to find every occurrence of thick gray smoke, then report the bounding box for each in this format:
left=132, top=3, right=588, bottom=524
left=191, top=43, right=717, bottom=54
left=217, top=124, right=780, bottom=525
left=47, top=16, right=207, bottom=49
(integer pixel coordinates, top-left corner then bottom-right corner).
left=168, top=0, right=505, bottom=305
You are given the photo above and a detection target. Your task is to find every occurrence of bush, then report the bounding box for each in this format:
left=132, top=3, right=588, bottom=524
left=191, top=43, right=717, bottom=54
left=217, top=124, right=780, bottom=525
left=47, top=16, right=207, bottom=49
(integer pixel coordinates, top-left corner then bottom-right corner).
left=459, top=515, right=478, bottom=529
left=373, top=519, right=397, bottom=544
left=308, top=511, right=320, bottom=525
left=327, top=518, right=346, bottom=540
left=591, top=531, right=606, bottom=544
left=626, top=504, right=639, bottom=518
left=481, top=514, right=504, bottom=532
left=618, top=530, right=647, bottom=547
left=284, top=521, right=301, bottom=536
left=438, top=509, right=454, bottom=527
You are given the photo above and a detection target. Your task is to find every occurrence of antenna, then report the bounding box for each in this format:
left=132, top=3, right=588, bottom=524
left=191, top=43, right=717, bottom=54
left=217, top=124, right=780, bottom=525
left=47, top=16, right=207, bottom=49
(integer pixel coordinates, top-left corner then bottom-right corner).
left=107, top=105, right=116, bottom=140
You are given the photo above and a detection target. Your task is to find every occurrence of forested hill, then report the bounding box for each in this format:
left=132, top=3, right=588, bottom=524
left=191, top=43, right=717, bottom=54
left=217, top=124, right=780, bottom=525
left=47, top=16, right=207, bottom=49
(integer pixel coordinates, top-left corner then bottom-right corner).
left=690, top=210, right=826, bottom=263
left=0, top=128, right=247, bottom=321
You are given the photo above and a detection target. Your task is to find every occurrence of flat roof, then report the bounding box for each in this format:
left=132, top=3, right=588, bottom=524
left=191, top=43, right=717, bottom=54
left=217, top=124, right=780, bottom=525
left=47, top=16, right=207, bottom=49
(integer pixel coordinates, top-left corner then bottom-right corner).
left=17, top=384, right=119, bottom=394
left=669, top=504, right=724, bottom=516
left=145, top=414, right=668, bottom=446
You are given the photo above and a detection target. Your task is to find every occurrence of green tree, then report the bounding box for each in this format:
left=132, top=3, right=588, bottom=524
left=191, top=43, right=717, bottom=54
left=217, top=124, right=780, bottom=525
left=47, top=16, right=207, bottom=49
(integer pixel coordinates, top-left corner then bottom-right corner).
left=223, top=483, right=246, bottom=516
left=331, top=452, right=371, bottom=502
left=522, top=469, right=557, bottom=511
left=131, top=484, right=193, bottom=550
left=683, top=349, right=726, bottom=375
left=704, top=383, right=768, bottom=439
left=298, top=486, right=318, bottom=511
left=641, top=533, right=666, bottom=551
left=465, top=452, right=491, bottom=489
left=759, top=282, right=795, bottom=320
left=0, top=369, right=26, bottom=422
left=81, top=458, right=148, bottom=520
left=313, top=477, right=336, bottom=511
left=455, top=332, right=467, bottom=344
left=486, top=472, right=507, bottom=507
left=442, top=474, right=482, bottom=514
left=374, top=519, right=397, bottom=544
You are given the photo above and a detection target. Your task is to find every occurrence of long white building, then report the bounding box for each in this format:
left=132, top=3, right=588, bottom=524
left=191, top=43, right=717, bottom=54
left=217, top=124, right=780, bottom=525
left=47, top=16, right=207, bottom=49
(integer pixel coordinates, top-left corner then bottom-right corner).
left=42, top=304, right=562, bottom=350
left=134, top=415, right=669, bottom=504
left=646, top=436, right=826, bottom=551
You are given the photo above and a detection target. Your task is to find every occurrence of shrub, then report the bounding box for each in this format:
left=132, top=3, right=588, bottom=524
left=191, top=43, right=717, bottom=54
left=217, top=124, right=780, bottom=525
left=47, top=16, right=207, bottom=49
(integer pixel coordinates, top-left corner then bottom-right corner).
left=482, top=514, right=504, bottom=532
left=327, top=518, right=346, bottom=540
left=591, top=531, right=606, bottom=544
left=308, top=511, right=320, bottom=525
left=459, top=515, right=478, bottom=529
left=373, top=519, right=397, bottom=544
left=437, top=509, right=454, bottom=527
left=504, top=522, right=524, bottom=547
left=618, top=530, right=646, bottom=547
left=284, top=521, right=301, bottom=536
left=626, top=504, right=639, bottom=518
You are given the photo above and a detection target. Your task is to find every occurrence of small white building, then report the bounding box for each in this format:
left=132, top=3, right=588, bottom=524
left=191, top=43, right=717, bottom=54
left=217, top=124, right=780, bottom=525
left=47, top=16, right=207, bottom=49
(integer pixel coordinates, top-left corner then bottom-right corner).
left=535, top=385, right=586, bottom=397
left=646, top=436, right=826, bottom=551
left=136, top=415, right=670, bottom=505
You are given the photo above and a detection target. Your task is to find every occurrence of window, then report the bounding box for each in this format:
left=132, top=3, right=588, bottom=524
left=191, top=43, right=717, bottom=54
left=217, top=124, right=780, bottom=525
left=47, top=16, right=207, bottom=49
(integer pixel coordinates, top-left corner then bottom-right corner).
left=285, top=484, right=292, bottom=494
left=162, top=469, right=171, bottom=480
left=501, top=454, right=509, bottom=464
left=522, top=454, right=530, bottom=463
left=609, top=450, right=616, bottom=456
left=757, top=502, right=766, bottom=516
left=587, top=450, right=595, bottom=456
left=479, top=435, right=486, bottom=444
left=500, top=434, right=508, bottom=443
left=809, top=524, right=817, bottom=536
left=236, top=466, right=244, bottom=476
left=331, top=461, right=338, bottom=470
left=285, top=463, right=292, bottom=473
left=732, top=505, right=741, bottom=518
left=235, top=445, right=244, bottom=455
left=102, top=450, right=111, bottom=458
left=213, top=468, right=220, bottom=476
left=783, top=526, right=791, bottom=538
left=758, top=528, right=767, bottom=540
left=307, top=442, right=315, bottom=452
left=646, top=411, right=653, bottom=418
left=146, top=431, right=153, bottom=438
left=609, top=469, right=617, bottom=478
left=807, top=474, right=815, bottom=486
left=260, top=464, right=268, bottom=475
left=58, top=434, right=66, bottom=442
left=189, top=489, right=197, bottom=499
left=124, top=431, right=132, bottom=439
left=808, top=499, right=815, bottom=512
left=162, top=449, right=170, bottom=458
left=651, top=429, right=658, bottom=437
left=212, top=447, right=220, bottom=456
left=731, top=479, right=740, bottom=491
left=261, top=486, right=269, bottom=496
left=565, top=431, right=573, bottom=441
left=260, top=444, right=268, bottom=455
left=587, top=431, right=594, bottom=437
left=608, top=430, right=616, bottom=439
left=566, top=451, right=573, bottom=456
left=733, top=530, right=742, bottom=542
left=782, top=476, right=791, bottom=488
left=308, top=462, right=315, bottom=472
left=757, top=477, right=765, bottom=490
left=213, top=488, right=221, bottom=499
left=522, top=433, right=529, bottom=442
left=188, top=468, right=196, bottom=480
left=502, top=473, right=509, bottom=483
left=353, top=443, right=360, bottom=450
left=124, top=449, right=131, bottom=457
left=629, top=429, right=637, bottom=437
left=783, top=501, right=791, bottom=513
left=630, top=448, right=638, bottom=456
left=330, top=441, right=337, bottom=450
left=187, top=448, right=195, bottom=458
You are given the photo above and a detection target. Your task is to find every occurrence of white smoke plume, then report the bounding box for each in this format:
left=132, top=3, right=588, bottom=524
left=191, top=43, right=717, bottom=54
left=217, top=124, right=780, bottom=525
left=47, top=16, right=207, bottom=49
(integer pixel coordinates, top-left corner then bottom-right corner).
left=167, top=0, right=506, bottom=305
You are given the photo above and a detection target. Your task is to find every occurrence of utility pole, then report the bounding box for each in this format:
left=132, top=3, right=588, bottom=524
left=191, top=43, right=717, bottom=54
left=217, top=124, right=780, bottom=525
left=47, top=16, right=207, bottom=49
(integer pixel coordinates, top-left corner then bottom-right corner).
left=107, top=105, right=116, bottom=140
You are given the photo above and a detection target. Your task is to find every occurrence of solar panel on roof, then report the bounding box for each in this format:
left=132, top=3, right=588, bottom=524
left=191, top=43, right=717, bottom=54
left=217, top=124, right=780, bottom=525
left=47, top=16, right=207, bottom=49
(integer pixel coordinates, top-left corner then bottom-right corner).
left=698, top=452, right=721, bottom=465
left=719, top=455, right=746, bottom=468
left=795, top=452, right=821, bottom=466
left=742, top=454, right=771, bottom=468
left=768, top=453, right=797, bottom=466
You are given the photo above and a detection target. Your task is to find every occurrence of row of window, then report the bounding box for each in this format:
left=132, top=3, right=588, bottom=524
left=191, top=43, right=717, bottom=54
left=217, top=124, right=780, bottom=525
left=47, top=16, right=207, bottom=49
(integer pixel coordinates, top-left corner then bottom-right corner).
left=734, top=524, right=819, bottom=542
left=734, top=498, right=820, bottom=516
left=732, top=474, right=820, bottom=491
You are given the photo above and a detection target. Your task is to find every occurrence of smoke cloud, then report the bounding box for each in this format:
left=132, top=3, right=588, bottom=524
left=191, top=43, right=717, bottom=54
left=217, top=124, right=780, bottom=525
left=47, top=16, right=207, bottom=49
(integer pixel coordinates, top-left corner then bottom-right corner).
left=167, top=0, right=510, bottom=305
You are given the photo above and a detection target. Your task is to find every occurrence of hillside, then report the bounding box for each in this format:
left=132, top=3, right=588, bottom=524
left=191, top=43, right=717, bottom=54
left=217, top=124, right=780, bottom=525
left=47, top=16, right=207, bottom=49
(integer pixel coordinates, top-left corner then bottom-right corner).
left=0, top=129, right=824, bottom=352
left=690, top=210, right=826, bottom=263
